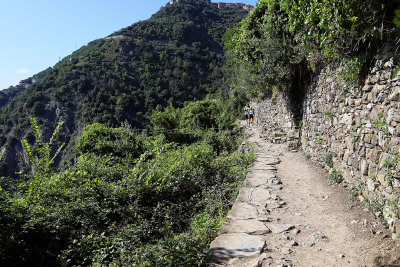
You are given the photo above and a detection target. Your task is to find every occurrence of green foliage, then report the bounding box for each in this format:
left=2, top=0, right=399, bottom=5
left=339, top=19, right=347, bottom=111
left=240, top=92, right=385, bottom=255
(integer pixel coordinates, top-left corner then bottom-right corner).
left=19, top=118, right=64, bottom=203
left=0, top=101, right=254, bottom=266
left=224, top=0, right=304, bottom=96
left=392, top=65, right=400, bottom=79
left=225, top=0, right=400, bottom=99
left=324, top=152, right=333, bottom=168
left=324, top=110, right=333, bottom=121
left=394, top=9, right=400, bottom=28
left=76, top=123, right=145, bottom=160
left=0, top=0, right=249, bottom=177
left=348, top=185, right=359, bottom=200
left=150, top=99, right=238, bottom=147
left=373, top=117, right=386, bottom=128
left=315, top=137, right=322, bottom=145
left=281, top=0, right=399, bottom=59
left=337, top=56, right=364, bottom=89
left=328, top=169, right=344, bottom=184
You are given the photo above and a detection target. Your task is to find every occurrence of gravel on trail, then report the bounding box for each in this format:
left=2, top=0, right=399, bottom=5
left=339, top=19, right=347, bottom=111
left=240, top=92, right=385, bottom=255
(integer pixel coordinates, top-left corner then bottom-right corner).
left=208, top=125, right=400, bottom=267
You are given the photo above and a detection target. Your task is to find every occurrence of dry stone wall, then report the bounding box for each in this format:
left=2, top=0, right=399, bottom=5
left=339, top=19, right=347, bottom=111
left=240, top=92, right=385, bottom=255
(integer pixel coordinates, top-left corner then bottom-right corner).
left=251, top=96, right=299, bottom=147
left=256, top=45, right=400, bottom=238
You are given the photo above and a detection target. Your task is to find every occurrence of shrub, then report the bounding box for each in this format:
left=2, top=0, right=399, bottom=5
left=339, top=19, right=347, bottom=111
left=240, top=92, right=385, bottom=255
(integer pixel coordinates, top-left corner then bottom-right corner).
left=0, top=102, right=254, bottom=266
left=328, top=170, right=344, bottom=184
left=76, top=123, right=145, bottom=160
left=324, top=152, right=333, bottom=168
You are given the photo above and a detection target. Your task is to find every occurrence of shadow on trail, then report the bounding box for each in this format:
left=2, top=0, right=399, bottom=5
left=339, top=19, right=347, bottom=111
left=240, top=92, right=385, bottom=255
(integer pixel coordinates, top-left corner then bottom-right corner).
left=374, top=255, right=400, bottom=267
left=205, top=246, right=260, bottom=265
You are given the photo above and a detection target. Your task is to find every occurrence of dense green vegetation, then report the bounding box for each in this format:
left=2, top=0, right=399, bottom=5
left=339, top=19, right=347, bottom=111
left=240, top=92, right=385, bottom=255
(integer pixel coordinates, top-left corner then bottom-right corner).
left=0, top=0, right=249, bottom=177
left=0, top=100, right=253, bottom=266
left=224, top=0, right=400, bottom=100
left=7, top=0, right=399, bottom=265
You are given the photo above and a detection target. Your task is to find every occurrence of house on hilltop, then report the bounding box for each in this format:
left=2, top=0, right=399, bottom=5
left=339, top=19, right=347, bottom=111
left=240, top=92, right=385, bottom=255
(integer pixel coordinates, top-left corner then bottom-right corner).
left=218, top=2, right=253, bottom=10
left=170, top=0, right=179, bottom=4
left=18, top=77, right=36, bottom=88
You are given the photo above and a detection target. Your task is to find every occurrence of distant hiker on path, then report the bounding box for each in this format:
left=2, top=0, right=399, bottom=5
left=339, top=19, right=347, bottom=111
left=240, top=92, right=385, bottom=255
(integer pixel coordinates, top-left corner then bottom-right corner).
left=248, top=106, right=255, bottom=126
left=244, top=104, right=250, bottom=123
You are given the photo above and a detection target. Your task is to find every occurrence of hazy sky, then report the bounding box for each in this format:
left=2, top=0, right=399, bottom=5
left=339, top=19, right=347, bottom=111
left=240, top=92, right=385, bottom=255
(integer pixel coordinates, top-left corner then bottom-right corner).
left=0, top=0, right=256, bottom=90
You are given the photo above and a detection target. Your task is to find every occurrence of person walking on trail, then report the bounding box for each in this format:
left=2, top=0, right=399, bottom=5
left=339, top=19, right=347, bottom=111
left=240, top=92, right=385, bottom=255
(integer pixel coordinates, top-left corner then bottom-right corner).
left=244, top=104, right=250, bottom=123
left=248, top=106, right=255, bottom=126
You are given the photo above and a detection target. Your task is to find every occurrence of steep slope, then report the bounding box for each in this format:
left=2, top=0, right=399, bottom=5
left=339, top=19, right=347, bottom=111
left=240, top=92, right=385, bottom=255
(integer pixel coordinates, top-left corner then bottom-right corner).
left=0, top=0, right=249, bottom=177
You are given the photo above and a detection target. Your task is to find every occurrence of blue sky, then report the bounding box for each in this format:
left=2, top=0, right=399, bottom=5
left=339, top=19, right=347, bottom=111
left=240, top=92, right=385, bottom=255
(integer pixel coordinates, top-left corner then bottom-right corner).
left=0, top=0, right=256, bottom=90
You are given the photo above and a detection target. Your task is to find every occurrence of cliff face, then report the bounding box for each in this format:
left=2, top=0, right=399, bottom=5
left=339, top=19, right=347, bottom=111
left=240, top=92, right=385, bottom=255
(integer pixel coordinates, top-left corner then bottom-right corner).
left=255, top=43, right=400, bottom=239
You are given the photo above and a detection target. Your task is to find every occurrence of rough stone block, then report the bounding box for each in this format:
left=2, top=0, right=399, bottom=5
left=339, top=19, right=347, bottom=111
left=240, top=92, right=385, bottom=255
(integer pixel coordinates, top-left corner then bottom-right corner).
left=362, top=85, right=373, bottom=92
left=341, top=114, right=353, bottom=126
left=352, top=158, right=359, bottom=169
left=388, top=88, right=400, bottom=101
left=368, top=162, right=375, bottom=175
left=378, top=152, right=390, bottom=169
left=343, top=150, right=351, bottom=162
left=377, top=173, right=387, bottom=187
left=381, top=71, right=391, bottom=81
left=364, top=133, right=372, bottom=143
left=388, top=126, right=395, bottom=135
left=370, top=106, right=383, bottom=121
left=366, top=178, right=375, bottom=192
left=360, top=160, right=369, bottom=175
left=391, top=113, right=400, bottom=123
left=366, top=75, right=379, bottom=85
left=371, top=134, right=378, bottom=146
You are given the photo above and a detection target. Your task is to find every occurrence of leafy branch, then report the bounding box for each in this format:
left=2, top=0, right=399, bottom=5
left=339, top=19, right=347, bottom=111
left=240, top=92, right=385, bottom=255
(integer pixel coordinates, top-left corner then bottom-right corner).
left=20, top=118, right=65, bottom=203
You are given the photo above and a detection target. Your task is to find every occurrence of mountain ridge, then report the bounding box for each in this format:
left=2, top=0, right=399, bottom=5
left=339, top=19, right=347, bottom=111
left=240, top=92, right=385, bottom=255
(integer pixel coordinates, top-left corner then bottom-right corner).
left=0, top=0, right=250, bottom=177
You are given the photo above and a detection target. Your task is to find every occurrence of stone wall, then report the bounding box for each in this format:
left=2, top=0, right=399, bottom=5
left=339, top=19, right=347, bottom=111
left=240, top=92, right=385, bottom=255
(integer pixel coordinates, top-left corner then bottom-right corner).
left=251, top=96, right=299, bottom=147
left=257, top=45, right=400, bottom=238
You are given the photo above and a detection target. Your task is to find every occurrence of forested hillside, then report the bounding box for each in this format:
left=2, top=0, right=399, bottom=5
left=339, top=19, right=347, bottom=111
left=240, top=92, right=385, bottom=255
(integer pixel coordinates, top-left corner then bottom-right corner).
left=0, top=0, right=249, bottom=177
left=0, top=100, right=254, bottom=266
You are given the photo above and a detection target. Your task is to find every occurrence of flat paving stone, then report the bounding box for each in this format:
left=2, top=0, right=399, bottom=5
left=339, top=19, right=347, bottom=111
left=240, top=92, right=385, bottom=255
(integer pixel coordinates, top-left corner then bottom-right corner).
left=244, top=175, right=276, bottom=187
left=267, top=224, right=295, bottom=234
left=237, top=187, right=273, bottom=206
left=227, top=202, right=258, bottom=220
left=220, top=219, right=271, bottom=235
left=250, top=187, right=274, bottom=206
left=257, top=158, right=281, bottom=165
left=209, top=233, right=265, bottom=261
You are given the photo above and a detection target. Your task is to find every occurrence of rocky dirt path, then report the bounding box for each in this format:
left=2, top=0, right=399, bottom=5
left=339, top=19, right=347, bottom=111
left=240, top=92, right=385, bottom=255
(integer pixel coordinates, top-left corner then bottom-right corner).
left=208, top=126, right=400, bottom=266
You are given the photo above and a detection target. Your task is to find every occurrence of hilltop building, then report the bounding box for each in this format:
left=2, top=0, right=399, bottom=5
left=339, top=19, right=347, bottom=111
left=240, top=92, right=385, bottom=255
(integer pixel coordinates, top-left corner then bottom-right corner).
left=170, top=0, right=179, bottom=4
left=217, top=2, right=253, bottom=10
left=18, top=77, right=36, bottom=88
